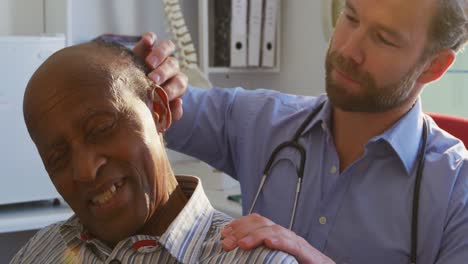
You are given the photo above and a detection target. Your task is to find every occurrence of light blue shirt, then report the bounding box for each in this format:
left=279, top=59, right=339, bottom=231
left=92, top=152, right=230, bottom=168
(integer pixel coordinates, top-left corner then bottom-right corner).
left=166, top=86, right=468, bottom=263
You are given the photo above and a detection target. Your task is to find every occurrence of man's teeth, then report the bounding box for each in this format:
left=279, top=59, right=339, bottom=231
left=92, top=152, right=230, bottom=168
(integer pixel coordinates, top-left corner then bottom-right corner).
left=92, top=185, right=117, bottom=205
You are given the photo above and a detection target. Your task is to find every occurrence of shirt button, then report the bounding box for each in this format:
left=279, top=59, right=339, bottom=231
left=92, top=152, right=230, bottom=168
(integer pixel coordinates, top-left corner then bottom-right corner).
left=321, top=122, right=327, bottom=130
left=330, top=166, right=337, bottom=174
left=319, top=216, right=327, bottom=225
left=109, top=260, right=121, bottom=264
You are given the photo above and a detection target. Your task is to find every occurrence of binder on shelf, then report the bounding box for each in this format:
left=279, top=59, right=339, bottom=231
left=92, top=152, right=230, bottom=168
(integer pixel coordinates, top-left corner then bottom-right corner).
left=213, top=0, right=231, bottom=67
left=230, top=0, right=248, bottom=67
left=247, top=0, right=263, bottom=67
left=261, top=0, right=278, bottom=67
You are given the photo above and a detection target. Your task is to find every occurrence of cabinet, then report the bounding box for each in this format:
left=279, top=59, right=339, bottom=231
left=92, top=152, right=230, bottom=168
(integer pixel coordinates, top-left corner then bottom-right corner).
left=198, top=0, right=281, bottom=75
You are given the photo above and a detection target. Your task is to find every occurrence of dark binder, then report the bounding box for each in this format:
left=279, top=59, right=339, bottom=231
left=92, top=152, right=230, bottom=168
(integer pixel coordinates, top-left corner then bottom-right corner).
left=213, top=0, right=231, bottom=66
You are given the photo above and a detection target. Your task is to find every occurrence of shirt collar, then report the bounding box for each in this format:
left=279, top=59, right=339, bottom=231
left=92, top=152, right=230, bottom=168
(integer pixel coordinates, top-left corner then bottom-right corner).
left=368, top=99, right=425, bottom=175
left=59, top=175, right=215, bottom=264
left=158, top=175, right=215, bottom=263
left=301, top=94, right=331, bottom=135
left=301, top=95, right=425, bottom=175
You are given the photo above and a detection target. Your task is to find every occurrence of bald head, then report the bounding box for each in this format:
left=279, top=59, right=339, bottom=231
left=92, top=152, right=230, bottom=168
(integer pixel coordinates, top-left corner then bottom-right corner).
left=23, top=40, right=154, bottom=134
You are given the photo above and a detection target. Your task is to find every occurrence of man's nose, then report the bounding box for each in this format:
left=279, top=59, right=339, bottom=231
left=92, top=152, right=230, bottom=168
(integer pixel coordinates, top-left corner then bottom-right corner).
left=340, top=30, right=365, bottom=66
left=71, top=145, right=107, bottom=183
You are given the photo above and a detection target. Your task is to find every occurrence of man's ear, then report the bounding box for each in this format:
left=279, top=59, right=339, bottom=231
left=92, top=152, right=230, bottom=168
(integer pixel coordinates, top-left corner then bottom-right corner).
left=417, top=49, right=455, bottom=84
left=149, top=85, right=172, bottom=133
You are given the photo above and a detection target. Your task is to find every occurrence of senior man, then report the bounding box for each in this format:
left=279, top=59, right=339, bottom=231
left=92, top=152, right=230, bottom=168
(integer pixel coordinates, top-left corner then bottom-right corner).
left=10, top=40, right=297, bottom=263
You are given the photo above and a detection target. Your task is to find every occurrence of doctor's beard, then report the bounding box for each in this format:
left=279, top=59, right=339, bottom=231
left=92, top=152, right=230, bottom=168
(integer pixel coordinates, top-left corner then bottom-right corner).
left=325, top=50, right=425, bottom=113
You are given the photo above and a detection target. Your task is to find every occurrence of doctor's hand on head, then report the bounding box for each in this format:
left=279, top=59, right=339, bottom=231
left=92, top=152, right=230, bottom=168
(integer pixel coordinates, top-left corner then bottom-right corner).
left=133, top=32, right=188, bottom=121
left=221, top=214, right=335, bottom=264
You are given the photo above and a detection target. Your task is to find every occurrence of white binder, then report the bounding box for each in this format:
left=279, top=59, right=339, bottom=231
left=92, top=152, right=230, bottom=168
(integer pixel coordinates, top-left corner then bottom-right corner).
left=247, top=0, right=263, bottom=67
left=230, top=0, right=248, bottom=67
left=261, top=0, right=278, bottom=67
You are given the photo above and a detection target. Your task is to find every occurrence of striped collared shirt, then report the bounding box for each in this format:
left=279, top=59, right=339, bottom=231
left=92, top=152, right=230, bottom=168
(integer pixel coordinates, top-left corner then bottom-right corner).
left=11, top=175, right=297, bottom=264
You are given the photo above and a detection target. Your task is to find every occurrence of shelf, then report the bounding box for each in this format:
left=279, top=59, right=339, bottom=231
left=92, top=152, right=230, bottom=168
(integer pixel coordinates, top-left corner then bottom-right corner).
left=0, top=200, right=73, bottom=234
left=198, top=0, right=281, bottom=74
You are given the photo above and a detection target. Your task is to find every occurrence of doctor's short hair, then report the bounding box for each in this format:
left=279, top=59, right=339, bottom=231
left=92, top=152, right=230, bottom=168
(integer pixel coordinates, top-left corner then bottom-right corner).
left=426, top=0, right=468, bottom=54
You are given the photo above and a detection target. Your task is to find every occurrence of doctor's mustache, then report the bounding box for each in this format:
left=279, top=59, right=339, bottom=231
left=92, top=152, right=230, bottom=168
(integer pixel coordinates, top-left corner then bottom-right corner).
left=325, top=50, right=377, bottom=88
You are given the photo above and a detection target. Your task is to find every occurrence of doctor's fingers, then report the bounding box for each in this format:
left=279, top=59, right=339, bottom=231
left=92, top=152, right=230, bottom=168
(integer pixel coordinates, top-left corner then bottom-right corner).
left=145, top=39, right=176, bottom=69
left=167, top=72, right=188, bottom=96
left=221, top=213, right=275, bottom=250
left=160, top=72, right=187, bottom=120
left=236, top=224, right=290, bottom=250
left=239, top=226, right=335, bottom=264
left=222, top=213, right=275, bottom=238
left=169, top=98, right=184, bottom=122
left=148, top=56, right=180, bottom=85
left=133, top=32, right=157, bottom=60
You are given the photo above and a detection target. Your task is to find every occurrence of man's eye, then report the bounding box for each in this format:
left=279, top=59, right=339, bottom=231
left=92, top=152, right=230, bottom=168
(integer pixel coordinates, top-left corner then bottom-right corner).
left=89, top=120, right=116, bottom=137
left=47, top=150, right=67, bottom=171
left=345, top=14, right=359, bottom=24
left=377, top=34, right=396, bottom=47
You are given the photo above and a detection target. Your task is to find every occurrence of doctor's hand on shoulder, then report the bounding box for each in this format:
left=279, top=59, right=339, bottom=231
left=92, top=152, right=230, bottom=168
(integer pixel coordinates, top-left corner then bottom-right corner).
left=133, top=32, right=188, bottom=121
left=221, top=213, right=335, bottom=264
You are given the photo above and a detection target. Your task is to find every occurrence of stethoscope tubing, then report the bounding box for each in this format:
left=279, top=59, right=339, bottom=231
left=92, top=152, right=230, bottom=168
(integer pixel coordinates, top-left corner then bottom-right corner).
left=248, top=102, right=428, bottom=263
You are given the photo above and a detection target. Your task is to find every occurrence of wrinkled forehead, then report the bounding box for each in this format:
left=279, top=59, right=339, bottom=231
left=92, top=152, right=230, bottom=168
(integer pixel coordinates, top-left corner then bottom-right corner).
left=23, top=46, right=133, bottom=136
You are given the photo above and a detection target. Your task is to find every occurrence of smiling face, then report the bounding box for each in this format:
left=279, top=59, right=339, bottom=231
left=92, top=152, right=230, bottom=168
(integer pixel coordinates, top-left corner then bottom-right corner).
left=326, top=0, right=438, bottom=112
left=23, top=43, right=173, bottom=245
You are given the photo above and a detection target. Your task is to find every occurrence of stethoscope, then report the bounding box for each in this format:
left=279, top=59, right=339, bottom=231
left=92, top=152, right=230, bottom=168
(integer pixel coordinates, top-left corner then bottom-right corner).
left=248, top=102, right=428, bottom=264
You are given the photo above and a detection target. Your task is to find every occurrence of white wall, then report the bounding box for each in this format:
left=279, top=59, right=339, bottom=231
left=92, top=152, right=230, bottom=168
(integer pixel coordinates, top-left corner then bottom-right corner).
left=0, top=0, right=44, bottom=35
left=0, top=0, right=13, bottom=34
left=44, top=0, right=68, bottom=36
left=68, top=0, right=197, bottom=45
